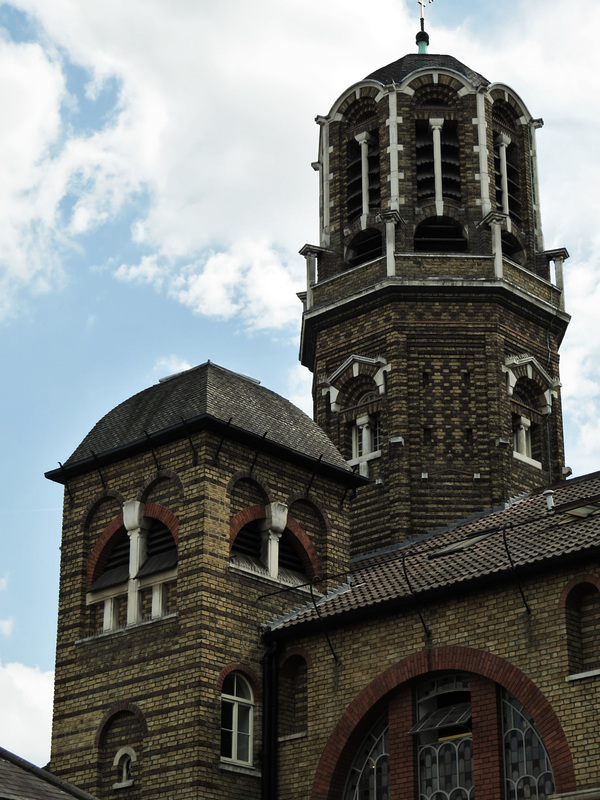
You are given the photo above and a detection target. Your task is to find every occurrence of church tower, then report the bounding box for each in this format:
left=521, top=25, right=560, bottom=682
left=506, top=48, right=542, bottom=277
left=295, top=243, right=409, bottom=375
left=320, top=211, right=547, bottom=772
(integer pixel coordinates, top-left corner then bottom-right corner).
left=300, top=31, right=570, bottom=555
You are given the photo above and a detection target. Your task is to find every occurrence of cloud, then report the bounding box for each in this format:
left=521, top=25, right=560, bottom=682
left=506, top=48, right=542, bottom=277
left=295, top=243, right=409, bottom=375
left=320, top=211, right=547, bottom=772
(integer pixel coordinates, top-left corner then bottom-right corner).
left=0, top=661, right=53, bottom=766
left=153, top=355, right=192, bottom=378
left=0, top=0, right=599, bottom=474
left=0, top=574, right=7, bottom=592
left=286, top=364, right=313, bottom=417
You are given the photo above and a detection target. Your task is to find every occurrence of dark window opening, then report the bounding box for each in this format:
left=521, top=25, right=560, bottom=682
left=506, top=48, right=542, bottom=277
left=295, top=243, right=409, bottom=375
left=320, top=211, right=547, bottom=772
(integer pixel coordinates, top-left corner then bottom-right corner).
left=414, top=216, right=467, bottom=253
left=415, top=120, right=461, bottom=204
left=494, top=140, right=522, bottom=225
left=346, top=130, right=380, bottom=223
left=137, top=520, right=177, bottom=578
left=501, top=231, right=525, bottom=265
left=90, top=527, right=129, bottom=591
left=347, top=229, right=383, bottom=268
left=231, top=521, right=262, bottom=560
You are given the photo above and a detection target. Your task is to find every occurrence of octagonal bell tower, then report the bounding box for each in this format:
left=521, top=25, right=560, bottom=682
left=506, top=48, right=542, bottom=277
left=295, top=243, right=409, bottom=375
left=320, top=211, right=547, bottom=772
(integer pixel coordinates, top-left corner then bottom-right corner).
left=300, top=34, right=570, bottom=556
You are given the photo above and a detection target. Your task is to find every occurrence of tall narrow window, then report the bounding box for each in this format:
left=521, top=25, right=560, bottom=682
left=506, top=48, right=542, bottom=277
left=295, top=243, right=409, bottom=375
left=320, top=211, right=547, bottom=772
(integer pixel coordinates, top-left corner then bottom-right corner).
left=411, top=674, right=473, bottom=800
left=221, top=672, right=254, bottom=765
left=347, top=129, right=380, bottom=222
left=415, top=120, right=461, bottom=205
left=502, top=690, right=555, bottom=800
left=344, top=715, right=389, bottom=800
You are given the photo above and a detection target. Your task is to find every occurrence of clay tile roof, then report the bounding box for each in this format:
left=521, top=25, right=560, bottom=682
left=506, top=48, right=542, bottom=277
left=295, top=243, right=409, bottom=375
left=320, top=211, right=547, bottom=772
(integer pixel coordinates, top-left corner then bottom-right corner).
left=60, top=362, right=350, bottom=475
left=0, top=746, right=98, bottom=800
left=365, top=53, right=489, bottom=88
left=266, top=471, right=600, bottom=634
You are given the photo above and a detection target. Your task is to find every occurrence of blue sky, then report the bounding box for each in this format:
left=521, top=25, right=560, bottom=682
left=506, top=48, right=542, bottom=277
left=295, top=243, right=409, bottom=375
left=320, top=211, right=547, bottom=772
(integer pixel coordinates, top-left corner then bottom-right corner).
left=1, top=0, right=599, bottom=767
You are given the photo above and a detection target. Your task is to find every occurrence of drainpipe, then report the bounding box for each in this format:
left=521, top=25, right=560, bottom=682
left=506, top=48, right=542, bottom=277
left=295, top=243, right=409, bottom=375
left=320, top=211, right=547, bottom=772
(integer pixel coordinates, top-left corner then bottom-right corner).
left=262, top=640, right=279, bottom=800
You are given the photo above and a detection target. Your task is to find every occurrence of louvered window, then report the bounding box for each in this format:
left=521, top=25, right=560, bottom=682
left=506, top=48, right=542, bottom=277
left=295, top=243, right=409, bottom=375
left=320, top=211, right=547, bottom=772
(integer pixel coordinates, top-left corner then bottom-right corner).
left=346, top=129, right=380, bottom=223
left=494, top=139, right=522, bottom=224
left=137, top=520, right=177, bottom=578
left=414, top=217, right=467, bottom=253
left=90, top=527, right=129, bottom=592
left=416, top=120, right=461, bottom=204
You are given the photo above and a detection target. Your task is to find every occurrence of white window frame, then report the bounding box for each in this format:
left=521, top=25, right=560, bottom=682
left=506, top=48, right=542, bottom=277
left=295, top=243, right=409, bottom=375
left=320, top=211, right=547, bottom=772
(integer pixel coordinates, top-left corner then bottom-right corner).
left=221, top=673, right=254, bottom=766
left=112, top=746, right=136, bottom=789
left=512, top=415, right=542, bottom=469
left=348, top=413, right=382, bottom=477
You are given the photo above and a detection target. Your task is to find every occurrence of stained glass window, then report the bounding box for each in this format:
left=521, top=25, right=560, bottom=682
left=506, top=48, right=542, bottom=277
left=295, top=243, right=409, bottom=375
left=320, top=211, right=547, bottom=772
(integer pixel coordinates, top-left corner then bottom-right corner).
left=344, top=716, right=390, bottom=800
left=502, top=690, right=555, bottom=800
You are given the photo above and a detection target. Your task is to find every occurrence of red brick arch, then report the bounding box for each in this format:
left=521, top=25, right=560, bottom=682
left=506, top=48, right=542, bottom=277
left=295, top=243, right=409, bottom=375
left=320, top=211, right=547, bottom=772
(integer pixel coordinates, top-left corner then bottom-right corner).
left=559, top=573, right=600, bottom=607
left=310, top=646, right=576, bottom=800
left=87, top=503, right=179, bottom=590
left=229, top=506, right=323, bottom=580
left=94, top=700, right=148, bottom=748
left=217, top=663, right=262, bottom=703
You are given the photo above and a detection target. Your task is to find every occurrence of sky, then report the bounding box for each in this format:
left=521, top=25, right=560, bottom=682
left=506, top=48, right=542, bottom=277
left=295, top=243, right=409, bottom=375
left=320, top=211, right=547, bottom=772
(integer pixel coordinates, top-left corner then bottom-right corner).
left=0, top=0, right=599, bottom=769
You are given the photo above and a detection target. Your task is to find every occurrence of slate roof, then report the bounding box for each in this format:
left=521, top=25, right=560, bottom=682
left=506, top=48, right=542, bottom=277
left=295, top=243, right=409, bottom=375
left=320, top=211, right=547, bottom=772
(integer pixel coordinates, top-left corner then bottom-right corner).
left=365, top=53, right=489, bottom=88
left=265, top=471, right=600, bottom=635
left=50, top=362, right=353, bottom=480
left=0, top=747, right=97, bottom=800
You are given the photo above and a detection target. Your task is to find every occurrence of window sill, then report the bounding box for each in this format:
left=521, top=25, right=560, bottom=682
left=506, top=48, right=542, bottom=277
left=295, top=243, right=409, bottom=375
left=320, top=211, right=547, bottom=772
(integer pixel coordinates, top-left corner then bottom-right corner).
left=512, top=451, right=542, bottom=469
left=565, top=667, right=600, bottom=682
left=112, top=780, right=134, bottom=790
left=228, top=563, right=314, bottom=594
left=77, top=613, right=177, bottom=643
left=219, top=761, right=261, bottom=777
left=278, top=731, right=307, bottom=743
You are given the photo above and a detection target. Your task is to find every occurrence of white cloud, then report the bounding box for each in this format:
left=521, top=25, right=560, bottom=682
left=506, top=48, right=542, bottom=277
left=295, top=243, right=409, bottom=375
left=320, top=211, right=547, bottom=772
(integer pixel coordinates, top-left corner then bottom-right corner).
left=0, top=0, right=599, bottom=475
left=0, top=619, right=13, bottom=636
left=165, top=240, right=304, bottom=332
left=0, top=573, right=7, bottom=592
left=115, top=254, right=165, bottom=290
left=286, top=364, right=313, bottom=417
left=0, top=661, right=53, bottom=766
left=153, top=355, right=192, bottom=378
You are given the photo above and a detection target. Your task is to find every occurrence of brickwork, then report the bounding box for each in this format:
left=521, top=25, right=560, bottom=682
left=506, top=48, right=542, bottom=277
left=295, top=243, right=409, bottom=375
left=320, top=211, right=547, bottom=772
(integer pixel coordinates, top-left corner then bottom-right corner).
left=274, top=562, right=600, bottom=799
left=50, top=427, right=354, bottom=799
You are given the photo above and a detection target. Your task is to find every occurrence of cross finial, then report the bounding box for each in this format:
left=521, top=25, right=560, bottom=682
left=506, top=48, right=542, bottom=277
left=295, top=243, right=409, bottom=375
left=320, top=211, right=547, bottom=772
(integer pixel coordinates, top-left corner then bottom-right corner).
left=418, top=0, right=434, bottom=29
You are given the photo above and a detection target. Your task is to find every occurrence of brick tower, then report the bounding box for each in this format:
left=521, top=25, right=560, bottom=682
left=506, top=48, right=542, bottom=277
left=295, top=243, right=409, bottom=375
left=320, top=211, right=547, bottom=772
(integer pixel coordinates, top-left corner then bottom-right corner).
left=300, top=40, right=570, bottom=556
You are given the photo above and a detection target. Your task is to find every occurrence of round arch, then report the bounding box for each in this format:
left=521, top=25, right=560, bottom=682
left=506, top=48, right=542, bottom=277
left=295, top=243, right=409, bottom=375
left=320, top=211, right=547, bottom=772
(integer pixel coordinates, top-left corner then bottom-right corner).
left=311, top=646, right=575, bottom=800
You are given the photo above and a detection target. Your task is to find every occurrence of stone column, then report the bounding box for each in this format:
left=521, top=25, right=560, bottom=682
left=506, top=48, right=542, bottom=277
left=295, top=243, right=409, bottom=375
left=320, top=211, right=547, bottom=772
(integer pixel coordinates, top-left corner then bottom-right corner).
left=429, top=118, right=444, bottom=216
left=495, top=132, right=511, bottom=216
left=355, top=131, right=373, bottom=223
left=123, top=499, right=149, bottom=626
left=380, top=210, right=401, bottom=277
left=258, top=502, right=289, bottom=578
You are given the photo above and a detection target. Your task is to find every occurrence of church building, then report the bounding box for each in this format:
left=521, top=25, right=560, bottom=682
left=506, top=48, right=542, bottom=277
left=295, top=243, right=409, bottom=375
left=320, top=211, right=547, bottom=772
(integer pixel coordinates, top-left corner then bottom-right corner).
left=41, top=19, right=600, bottom=800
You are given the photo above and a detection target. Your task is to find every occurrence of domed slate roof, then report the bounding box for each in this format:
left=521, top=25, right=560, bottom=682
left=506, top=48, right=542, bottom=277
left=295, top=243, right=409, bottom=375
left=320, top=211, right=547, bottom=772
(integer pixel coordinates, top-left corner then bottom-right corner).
left=365, top=53, right=489, bottom=88
left=54, top=362, right=352, bottom=478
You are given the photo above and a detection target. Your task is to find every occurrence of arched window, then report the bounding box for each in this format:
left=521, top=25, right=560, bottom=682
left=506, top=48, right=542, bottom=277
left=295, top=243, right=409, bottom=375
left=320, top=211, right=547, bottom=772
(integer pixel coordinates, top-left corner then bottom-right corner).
left=88, top=511, right=178, bottom=634
left=565, top=582, right=600, bottom=674
left=511, top=376, right=545, bottom=468
left=502, top=230, right=526, bottom=265
left=230, top=520, right=308, bottom=585
left=415, top=119, right=461, bottom=205
left=343, top=674, right=555, bottom=800
left=112, top=746, right=136, bottom=788
left=492, top=100, right=523, bottom=226
left=97, top=711, right=144, bottom=794
left=221, top=672, right=254, bottom=765
left=502, top=690, right=555, bottom=800
left=344, top=102, right=380, bottom=223
left=412, top=674, right=473, bottom=800
left=346, top=229, right=383, bottom=268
